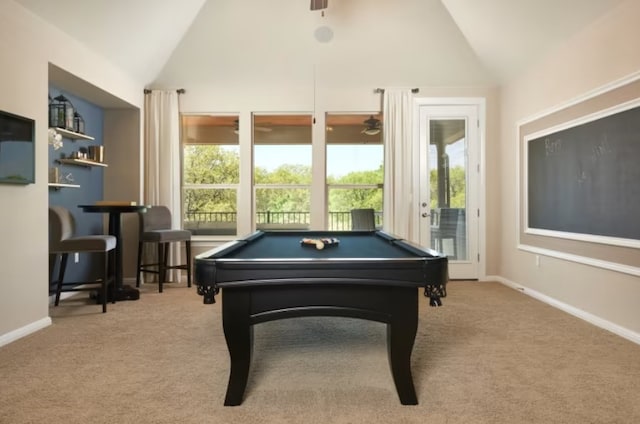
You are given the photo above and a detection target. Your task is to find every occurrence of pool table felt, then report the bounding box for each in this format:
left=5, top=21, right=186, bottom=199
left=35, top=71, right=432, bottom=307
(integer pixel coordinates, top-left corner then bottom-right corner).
left=222, top=231, right=426, bottom=260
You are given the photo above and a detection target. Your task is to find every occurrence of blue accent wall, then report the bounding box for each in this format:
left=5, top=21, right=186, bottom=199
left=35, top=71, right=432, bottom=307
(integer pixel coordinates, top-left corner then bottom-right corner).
left=48, top=86, right=105, bottom=284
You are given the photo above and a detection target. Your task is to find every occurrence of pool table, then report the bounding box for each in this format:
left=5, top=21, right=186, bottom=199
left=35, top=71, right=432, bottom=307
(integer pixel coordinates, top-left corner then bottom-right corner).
left=195, top=230, right=448, bottom=406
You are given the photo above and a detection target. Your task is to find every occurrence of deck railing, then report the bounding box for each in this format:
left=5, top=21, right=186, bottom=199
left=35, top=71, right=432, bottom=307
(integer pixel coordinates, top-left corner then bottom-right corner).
left=184, top=210, right=382, bottom=233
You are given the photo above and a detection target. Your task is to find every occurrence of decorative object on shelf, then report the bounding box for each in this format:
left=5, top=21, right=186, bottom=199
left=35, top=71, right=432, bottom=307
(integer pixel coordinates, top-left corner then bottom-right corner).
left=49, top=167, right=59, bottom=183
left=73, top=112, right=85, bottom=134
left=88, top=145, right=104, bottom=162
left=48, top=128, right=63, bottom=150
left=70, top=149, right=91, bottom=160
left=60, top=172, right=74, bottom=184
left=48, top=94, right=75, bottom=130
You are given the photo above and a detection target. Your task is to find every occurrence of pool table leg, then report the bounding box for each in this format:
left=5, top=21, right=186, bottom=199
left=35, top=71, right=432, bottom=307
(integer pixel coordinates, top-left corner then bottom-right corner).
left=222, top=289, right=253, bottom=406
left=387, top=289, right=419, bottom=405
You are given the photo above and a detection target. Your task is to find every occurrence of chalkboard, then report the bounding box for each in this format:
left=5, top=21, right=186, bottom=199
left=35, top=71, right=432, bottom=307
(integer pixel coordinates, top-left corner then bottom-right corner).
left=527, top=104, right=640, bottom=241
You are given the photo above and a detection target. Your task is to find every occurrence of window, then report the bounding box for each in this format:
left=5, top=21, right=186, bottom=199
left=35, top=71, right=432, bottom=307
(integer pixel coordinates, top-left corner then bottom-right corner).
left=429, top=129, right=466, bottom=210
left=181, top=111, right=385, bottom=236
left=181, top=114, right=239, bottom=235
left=326, top=113, right=384, bottom=230
left=253, top=114, right=312, bottom=230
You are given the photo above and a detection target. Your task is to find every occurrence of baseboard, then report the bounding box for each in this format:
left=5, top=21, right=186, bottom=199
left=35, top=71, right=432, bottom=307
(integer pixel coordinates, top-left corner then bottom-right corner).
left=487, top=275, right=640, bottom=345
left=0, top=317, right=52, bottom=348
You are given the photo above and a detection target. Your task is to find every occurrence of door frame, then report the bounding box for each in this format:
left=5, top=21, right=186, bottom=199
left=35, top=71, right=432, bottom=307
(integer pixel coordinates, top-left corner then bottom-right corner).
left=412, top=97, right=486, bottom=280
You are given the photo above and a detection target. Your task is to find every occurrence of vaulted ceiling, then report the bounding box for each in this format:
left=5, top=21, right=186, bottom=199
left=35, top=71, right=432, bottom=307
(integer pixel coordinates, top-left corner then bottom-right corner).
left=16, top=0, right=625, bottom=86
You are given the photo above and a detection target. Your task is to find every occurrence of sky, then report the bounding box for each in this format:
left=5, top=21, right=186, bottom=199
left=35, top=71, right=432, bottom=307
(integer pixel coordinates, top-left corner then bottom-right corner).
left=255, top=145, right=383, bottom=177
left=254, top=140, right=465, bottom=177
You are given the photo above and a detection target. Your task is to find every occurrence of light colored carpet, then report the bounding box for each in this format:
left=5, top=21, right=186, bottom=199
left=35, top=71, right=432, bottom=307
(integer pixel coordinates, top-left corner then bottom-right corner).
left=1, top=281, right=639, bottom=424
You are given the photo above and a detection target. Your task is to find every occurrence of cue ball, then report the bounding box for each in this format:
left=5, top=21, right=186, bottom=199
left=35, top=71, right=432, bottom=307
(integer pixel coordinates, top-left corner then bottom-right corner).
left=315, top=241, right=325, bottom=250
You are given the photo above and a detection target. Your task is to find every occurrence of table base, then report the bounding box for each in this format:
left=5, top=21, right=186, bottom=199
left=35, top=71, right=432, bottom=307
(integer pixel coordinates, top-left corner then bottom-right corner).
left=92, top=284, right=140, bottom=303
left=220, top=283, right=419, bottom=406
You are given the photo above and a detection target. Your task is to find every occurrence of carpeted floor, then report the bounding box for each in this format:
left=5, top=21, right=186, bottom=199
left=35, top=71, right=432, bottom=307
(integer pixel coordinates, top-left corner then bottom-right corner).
left=0, top=281, right=638, bottom=424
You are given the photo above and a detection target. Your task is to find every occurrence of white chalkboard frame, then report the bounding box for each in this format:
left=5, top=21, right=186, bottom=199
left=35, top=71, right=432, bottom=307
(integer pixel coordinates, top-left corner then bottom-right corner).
left=517, top=72, right=640, bottom=276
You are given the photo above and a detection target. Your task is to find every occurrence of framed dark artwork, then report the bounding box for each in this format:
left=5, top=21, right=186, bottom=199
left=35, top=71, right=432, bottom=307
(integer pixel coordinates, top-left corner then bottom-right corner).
left=0, top=109, right=35, bottom=185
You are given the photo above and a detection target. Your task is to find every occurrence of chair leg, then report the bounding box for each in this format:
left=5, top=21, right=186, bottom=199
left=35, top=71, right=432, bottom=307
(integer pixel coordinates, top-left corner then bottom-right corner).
left=185, top=240, right=192, bottom=288
left=49, top=254, right=58, bottom=296
left=108, top=250, right=116, bottom=306
left=135, top=241, right=144, bottom=288
left=163, top=243, right=170, bottom=282
left=102, top=251, right=109, bottom=313
left=158, top=243, right=166, bottom=293
left=49, top=253, right=57, bottom=289
left=55, top=254, right=69, bottom=307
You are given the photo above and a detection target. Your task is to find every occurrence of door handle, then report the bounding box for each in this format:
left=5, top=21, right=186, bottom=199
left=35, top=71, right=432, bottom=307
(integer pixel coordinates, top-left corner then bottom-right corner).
left=421, top=213, right=430, bottom=218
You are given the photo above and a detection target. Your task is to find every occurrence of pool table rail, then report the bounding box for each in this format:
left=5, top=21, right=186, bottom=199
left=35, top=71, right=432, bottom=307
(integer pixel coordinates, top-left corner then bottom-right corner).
left=195, top=230, right=448, bottom=306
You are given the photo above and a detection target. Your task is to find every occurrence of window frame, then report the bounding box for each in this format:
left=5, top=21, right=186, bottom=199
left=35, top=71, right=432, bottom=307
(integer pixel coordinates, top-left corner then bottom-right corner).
left=180, top=113, right=240, bottom=237
left=252, top=113, right=313, bottom=231
left=325, top=112, right=384, bottom=230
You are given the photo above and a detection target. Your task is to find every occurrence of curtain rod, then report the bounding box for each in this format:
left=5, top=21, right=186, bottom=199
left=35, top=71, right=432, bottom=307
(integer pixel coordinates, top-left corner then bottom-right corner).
left=143, top=88, right=185, bottom=94
left=374, top=88, right=419, bottom=93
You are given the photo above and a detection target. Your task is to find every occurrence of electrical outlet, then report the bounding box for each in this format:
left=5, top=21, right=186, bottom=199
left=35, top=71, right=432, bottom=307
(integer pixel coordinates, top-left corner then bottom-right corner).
left=74, top=253, right=79, bottom=263
left=535, top=255, right=540, bottom=267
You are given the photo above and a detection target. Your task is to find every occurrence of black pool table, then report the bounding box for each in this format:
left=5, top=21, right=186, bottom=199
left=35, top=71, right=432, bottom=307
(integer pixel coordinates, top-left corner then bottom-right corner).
left=195, top=230, right=448, bottom=406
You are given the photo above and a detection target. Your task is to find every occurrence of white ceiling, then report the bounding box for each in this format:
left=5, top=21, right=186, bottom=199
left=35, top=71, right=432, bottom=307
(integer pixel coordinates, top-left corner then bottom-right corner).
left=441, top=0, right=626, bottom=81
left=15, top=0, right=626, bottom=87
left=16, top=0, right=207, bottom=84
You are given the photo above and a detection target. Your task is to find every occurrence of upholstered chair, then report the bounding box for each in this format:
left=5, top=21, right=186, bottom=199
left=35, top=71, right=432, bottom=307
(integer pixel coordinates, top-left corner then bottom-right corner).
left=136, top=206, right=192, bottom=293
left=49, top=206, right=116, bottom=313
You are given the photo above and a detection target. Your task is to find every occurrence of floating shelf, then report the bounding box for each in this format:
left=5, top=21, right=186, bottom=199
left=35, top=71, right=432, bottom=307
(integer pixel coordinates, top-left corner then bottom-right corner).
left=48, top=183, right=81, bottom=190
left=58, top=158, right=108, bottom=168
left=50, top=127, right=95, bottom=141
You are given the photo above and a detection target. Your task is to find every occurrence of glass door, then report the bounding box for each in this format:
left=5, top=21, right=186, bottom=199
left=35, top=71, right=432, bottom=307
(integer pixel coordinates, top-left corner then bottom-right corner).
left=418, top=104, right=480, bottom=279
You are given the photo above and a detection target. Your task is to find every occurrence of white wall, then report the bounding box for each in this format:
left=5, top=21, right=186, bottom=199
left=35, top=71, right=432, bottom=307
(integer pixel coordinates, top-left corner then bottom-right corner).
left=0, top=0, right=143, bottom=345
left=104, top=109, right=143, bottom=278
left=499, top=0, right=640, bottom=337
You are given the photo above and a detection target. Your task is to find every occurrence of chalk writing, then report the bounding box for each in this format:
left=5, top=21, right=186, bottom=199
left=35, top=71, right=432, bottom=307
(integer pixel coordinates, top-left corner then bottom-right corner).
left=544, top=137, right=562, bottom=156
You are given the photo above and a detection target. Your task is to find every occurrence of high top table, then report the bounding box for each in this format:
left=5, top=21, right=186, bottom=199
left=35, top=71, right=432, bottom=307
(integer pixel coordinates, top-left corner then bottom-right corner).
left=78, top=204, right=148, bottom=302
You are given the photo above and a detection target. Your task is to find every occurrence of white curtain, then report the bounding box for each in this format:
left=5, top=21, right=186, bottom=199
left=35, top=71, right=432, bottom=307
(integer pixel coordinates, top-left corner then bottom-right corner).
left=143, top=90, right=183, bottom=282
left=382, top=89, right=417, bottom=242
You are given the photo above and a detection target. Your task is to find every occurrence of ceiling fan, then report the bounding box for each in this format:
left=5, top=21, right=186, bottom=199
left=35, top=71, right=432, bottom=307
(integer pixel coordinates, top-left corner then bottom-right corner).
left=361, top=116, right=382, bottom=135
left=233, top=120, right=272, bottom=134
left=310, top=0, right=328, bottom=11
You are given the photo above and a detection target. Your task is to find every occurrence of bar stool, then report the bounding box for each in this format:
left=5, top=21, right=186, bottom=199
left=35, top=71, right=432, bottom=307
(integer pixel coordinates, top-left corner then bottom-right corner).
left=136, top=206, right=192, bottom=293
left=49, top=206, right=117, bottom=313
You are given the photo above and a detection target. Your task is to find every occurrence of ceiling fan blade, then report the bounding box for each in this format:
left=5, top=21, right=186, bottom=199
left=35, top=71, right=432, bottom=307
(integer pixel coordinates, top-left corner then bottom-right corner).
left=362, top=127, right=381, bottom=136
